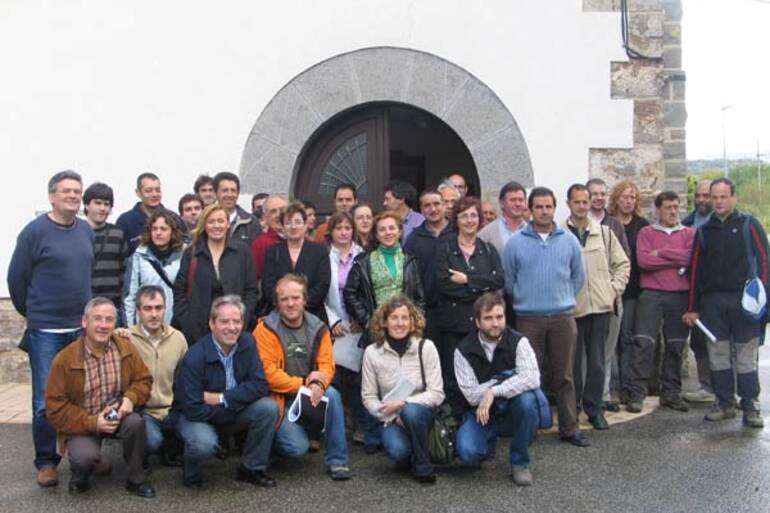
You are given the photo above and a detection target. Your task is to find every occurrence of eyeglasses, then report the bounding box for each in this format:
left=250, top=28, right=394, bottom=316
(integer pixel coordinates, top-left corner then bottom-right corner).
left=284, top=220, right=306, bottom=227
left=457, top=212, right=479, bottom=221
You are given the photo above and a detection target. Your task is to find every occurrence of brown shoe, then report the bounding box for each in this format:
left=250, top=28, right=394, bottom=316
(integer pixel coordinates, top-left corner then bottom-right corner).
left=37, top=466, right=59, bottom=488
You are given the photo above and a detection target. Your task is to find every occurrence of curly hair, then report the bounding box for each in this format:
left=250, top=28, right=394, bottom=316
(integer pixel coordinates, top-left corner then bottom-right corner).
left=370, top=295, right=426, bottom=346
left=608, top=180, right=642, bottom=217
left=141, top=209, right=185, bottom=252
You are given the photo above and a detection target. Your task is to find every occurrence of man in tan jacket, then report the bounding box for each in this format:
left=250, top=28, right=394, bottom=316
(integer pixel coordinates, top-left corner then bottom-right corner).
left=128, top=285, right=187, bottom=465
left=563, top=184, right=629, bottom=431
left=45, top=297, right=155, bottom=497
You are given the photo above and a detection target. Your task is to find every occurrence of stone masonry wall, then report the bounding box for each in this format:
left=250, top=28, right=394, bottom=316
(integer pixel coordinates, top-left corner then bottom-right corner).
left=0, top=298, right=30, bottom=384
left=584, top=0, right=686, bottom=210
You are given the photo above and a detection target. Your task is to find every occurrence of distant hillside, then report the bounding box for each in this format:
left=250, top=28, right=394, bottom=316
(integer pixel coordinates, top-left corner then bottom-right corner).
left=687, top=158, right=761, bottom=174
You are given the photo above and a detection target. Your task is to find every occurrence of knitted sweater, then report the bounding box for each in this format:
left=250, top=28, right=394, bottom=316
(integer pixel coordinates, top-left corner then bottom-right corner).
left=502, top=223, right=585, bottom=316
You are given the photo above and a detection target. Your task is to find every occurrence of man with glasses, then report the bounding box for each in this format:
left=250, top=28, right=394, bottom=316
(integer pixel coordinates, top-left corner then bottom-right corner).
left=8, top=170, right=95, bottom=488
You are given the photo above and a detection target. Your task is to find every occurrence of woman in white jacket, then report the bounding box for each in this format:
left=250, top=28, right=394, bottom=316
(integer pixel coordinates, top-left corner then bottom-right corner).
left=361, top=295, right=445, bottom=484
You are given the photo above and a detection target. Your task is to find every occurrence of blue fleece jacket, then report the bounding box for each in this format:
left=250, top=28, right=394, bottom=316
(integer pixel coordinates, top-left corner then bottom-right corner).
left=502, top=223, right=585, bottom=316
left=7, top=214, right=94, bottom=329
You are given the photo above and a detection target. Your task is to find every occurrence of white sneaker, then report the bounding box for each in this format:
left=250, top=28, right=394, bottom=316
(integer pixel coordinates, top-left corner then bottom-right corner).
left=682, top=388, right=716, bottom=404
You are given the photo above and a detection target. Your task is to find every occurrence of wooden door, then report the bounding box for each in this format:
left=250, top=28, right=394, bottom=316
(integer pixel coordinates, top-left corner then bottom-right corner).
left=295, top=108, right=389, bottom=215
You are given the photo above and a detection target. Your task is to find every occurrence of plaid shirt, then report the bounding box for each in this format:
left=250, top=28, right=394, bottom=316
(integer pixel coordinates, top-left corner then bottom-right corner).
left=83, top=341, right=122, bottom=414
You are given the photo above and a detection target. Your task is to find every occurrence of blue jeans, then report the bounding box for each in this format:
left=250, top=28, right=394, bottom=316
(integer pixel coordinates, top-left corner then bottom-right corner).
left=455, top=391, right=539, bottom=468
left=176, top=397, right=278, bottom=481
left=28, top=328, right=81, bottom=469
left=143, top=413, right=172, bottom=455
left=274, top=386, right=348, bottom=467
left=381, top=403, right=434, bottom=477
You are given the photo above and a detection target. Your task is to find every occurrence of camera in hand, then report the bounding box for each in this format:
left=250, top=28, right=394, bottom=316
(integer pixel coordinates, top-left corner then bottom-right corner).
left=105, top=408, right=119, bottom=421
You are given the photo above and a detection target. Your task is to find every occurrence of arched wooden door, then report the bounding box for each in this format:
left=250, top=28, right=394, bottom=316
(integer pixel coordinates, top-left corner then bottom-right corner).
left=295, top=108, right=389, bottom=215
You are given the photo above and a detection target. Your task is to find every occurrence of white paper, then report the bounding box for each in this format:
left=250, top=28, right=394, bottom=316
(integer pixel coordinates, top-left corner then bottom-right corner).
left=695, top=319, right=717, bottom=343
left=332, top=331, right=364, bottom=372
left=382, top=377, right=416, bottom=403
left=287, top=386, right=329, bottom=423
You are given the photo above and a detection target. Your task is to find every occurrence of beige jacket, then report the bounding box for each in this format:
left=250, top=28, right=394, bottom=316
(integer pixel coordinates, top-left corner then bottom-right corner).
left=563, top=217, right=630, bottom=318
left=361, top=337, right=445, bottom=421
left=129, top=324, right=188, bottom=420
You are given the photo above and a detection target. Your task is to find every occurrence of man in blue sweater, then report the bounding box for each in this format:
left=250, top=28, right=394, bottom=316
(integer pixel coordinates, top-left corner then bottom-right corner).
left=502, top=187, right=589, bottom=447
left=7, top=170, right=95, bottom=487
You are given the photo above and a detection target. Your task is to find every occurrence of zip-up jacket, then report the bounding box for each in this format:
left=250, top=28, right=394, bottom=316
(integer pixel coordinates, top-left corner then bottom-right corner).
left=230, top=205, right=262, bottom=248
left=253, top=310, right=335, bottom=421
left=688, top=211, right=770, bottom=311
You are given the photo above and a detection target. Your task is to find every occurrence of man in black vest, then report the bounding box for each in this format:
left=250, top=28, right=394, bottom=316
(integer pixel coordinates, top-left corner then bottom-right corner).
left=452, top=292, right=541, bottom=486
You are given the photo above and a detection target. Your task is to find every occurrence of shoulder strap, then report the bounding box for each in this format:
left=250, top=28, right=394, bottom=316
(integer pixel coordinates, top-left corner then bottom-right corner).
left=417, top=338, right=426, bottom=391
left=186, top=254, right=198, bottom=298
left=147, top=258, right=174, bottom=289
left=743, top=215, right=757, bottom=279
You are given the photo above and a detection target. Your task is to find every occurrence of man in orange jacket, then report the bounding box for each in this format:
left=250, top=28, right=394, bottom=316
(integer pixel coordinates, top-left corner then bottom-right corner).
left=254, top=273, right=352, bottom=481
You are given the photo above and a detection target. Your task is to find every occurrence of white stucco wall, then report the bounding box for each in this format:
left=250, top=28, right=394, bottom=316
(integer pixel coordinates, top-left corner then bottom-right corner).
left=0, top=0, right=631, bottom=296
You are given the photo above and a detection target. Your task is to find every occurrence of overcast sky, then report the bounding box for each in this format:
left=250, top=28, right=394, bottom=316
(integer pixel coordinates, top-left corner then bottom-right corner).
left=684, top=0, right=770, bottom=160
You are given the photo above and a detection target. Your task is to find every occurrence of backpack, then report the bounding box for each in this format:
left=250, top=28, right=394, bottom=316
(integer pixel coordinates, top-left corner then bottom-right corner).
left=417, top=339, right=458, bottom=465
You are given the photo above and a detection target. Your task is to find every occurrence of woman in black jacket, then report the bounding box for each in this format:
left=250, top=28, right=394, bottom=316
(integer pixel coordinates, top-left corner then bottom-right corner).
left=435, top=196, right=505, bottom=396
left=172, top=204, right=259, bottom=344
left=261, top=202, right=331, bottom=322
left=344, top=211, right=424, bottom=348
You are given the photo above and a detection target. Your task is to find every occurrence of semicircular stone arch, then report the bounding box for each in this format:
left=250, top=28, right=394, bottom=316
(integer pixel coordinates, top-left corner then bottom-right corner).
left=240, top=46, right=533, bottom=197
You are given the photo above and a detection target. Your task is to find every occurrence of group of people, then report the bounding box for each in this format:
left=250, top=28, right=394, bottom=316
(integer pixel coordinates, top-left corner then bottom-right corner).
left=7, top=167, right=768, bottom=497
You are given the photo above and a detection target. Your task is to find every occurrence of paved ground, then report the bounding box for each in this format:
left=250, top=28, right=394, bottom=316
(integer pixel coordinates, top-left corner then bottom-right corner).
left=1, top=352, right=768, bottom=513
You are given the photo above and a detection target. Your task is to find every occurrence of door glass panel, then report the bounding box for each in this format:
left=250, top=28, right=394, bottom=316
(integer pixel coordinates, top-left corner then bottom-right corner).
left=319, top=132, right=368, bottom=195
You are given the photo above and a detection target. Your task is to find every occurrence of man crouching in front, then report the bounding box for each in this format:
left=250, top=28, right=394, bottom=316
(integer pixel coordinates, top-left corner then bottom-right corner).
left=172, top=295, right=278, bottom=488
left=45, top=297, right=156, bottom=497
left=452, top=292, right=542, bottom=486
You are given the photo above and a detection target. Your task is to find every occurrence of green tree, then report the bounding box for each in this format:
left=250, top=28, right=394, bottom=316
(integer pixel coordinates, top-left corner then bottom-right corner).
left=686, top=163, right=770, bottom=230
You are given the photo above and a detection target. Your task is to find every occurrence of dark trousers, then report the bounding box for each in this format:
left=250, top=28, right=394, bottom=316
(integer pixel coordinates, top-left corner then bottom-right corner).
left=575, top=313, right=610, bottom=417
left=627, top=290, right=690, bottom=401
left=614, top=297, right=638, bottom=394
left=437, top=330, right=467, bottom=411
left=335, top=366, right=381, bottom=446
left=689, top=326, right=712, bottom=392
left=701, top=292, right=762, bottom=410
left=516, top=314, right=579, bottom=437
left=66, top=412, right=146, bottom=484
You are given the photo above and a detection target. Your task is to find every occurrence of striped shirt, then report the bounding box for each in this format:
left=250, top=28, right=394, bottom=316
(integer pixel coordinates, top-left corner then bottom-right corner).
left=83, top=341, right=122, bottom=414
left=91, top=223, right=129, bottom=308
left=453, top=335, right=540, bottom=406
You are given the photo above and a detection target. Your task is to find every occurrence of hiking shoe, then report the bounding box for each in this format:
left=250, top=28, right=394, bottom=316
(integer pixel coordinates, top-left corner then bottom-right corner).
left=626, top=401, right=643, bottom=414
left=37, top=466, right=58, bottom=488
left=683, top=389, right=716, bottom=404
left=352, top=431, right=365, bottom=445
left=327, top=465, right=352, bottom=481
left=704, top=404, right=737, bottom=422
left=511, top=466, right=533, bottom=487
left=588, top=413, right=609, bottom=430
left=413, top=473, right=437, bottom=485
left=743, top=410, right=764, bottom=429
left=68, top=475, right=90, bottom=494
left=236, top=465, right=276, bottom=488
left=660, top=397, right=689, bottom=412
left=560, top=432, right=590, bottom=447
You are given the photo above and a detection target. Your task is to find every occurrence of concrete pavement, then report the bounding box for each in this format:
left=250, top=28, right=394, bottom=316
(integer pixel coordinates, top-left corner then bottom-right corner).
left=0, top=353, right=767, bottom=513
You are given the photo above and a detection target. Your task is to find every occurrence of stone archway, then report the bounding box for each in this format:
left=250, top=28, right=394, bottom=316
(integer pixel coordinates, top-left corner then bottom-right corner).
left=240, top=46, right=534, bottom=197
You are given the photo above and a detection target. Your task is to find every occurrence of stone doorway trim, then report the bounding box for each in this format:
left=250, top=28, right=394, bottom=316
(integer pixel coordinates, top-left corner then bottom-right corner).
left=240, top=46, right=534, bottom=197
